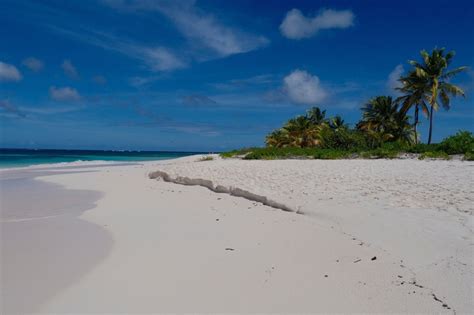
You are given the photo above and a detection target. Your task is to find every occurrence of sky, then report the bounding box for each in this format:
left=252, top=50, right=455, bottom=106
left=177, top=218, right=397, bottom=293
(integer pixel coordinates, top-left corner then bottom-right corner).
left=1, top=0, right=473, bottom=151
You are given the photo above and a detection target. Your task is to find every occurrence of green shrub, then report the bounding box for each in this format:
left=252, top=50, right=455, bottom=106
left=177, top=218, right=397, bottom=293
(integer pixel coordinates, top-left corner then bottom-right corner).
left=438, top=131, right=474, bottom=154
left=318, top=127, right=368, bottom=150
left=220, top=147, right=256, bottom=158
left=406, top=143, right=440, bottom=153
left=418, top=151, right=450, bottom=160
left=241, top=147, right=354, bottom=160
left=360, top=148, right=399, bottom=159
left=313, top=149, right=351, bottom=159
left=463, top=152, right=474, bottom=161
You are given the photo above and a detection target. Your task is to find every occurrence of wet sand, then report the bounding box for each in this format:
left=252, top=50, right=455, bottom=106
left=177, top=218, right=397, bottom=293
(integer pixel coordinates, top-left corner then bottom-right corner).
left=1, top=168, right=112, bottom=313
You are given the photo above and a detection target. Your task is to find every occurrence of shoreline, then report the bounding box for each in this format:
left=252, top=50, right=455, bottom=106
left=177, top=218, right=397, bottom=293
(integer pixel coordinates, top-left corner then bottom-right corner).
left=0, top=150, right=470, bottom=171
left=1, top=156, right=472, bottom=313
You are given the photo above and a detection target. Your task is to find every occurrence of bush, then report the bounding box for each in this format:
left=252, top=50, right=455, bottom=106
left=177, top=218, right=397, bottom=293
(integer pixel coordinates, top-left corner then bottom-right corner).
left=318, top=127, right=368, bottom=150
left=243, top=147, right=319, bottom=160
left=220, top=148, right=256, bottom=158
left=438, top=131, right=474, bottom=154
left=360, top=148, right=399, bottom=159
left=313, top=149, right=352, bottom=159
left=418, top=151, right=450, bottom=160
left=463, top=152, right=474, bottom=161
left=406, top=143, right=440, bottom=153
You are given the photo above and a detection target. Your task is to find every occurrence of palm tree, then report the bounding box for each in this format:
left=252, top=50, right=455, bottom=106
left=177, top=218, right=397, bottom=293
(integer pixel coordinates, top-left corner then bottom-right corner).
left=282, top=116, right=320, bottom=147
left=265, top=129, right=290, bottom=148
left=396, top=71, right=430, bottom=144
left=407, top=48, right=466, bottom=144
left=328, top=115, right=346, bottom=131
left=306, top=107, right=327, bottom=125
left=359, top=96, right=414, bottom=144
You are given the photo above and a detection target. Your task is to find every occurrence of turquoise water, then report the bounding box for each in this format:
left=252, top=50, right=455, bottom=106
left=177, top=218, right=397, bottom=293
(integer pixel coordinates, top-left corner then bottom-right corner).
left=0, top=149, right=205, bottom=168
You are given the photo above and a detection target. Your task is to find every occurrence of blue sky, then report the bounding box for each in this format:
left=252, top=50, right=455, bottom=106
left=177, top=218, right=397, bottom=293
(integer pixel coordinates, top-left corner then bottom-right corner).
left=1, top=0, right=473, bottom=151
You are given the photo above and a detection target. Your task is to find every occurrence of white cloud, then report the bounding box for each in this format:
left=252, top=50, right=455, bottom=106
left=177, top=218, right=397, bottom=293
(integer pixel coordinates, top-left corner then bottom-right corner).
left=0, top=61, right=22, bottom=82
left=283, top=69, right=327, bottom=105
left=156, top=2, right=269, bottom=57
left=49, top=86, right=81, bottom=101
left=102, top=0, right=269, bottom=58
left=22, top=57, right=44, bottom=72
left=0, top=99, right=26, bottom=117
left=387, top=64, right=404, bottom=90
left=182, top=94, right=217, bottom=106
left=280, top=8, right=354, bottom=39
left=142, top=47, right=186, bottom=71
left=50, top=26, right=186, bottom=72
left=61, top=59, right=79, bottom=79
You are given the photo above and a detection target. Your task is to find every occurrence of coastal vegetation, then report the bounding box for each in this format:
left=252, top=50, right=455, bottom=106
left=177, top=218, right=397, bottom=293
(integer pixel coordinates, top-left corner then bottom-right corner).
left=197, top=155, right=215, bottom=161
left=222, top=48, right=471, bottom=160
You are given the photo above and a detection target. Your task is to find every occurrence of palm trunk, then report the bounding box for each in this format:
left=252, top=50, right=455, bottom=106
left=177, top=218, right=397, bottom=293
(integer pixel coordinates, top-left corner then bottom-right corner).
left=414, top=105, right=419, bottom=144
left=428, top=105, right=434, bottom=144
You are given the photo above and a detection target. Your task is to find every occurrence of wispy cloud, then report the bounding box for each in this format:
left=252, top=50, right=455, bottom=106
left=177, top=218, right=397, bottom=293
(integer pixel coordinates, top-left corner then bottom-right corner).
left=0, top=61, right=22, bottom=82
left=283, top=69, right=327, bottom=105
left=142, top=47, right=187, bottom=71
left=182, top=94, right=218, bottom=106
left=61, top=59, right=79, bottom=79
left=212, top=74, right=277, bottom=90
left=0, top=99, right=26, bottom=118
left=102, top=0, right=269, bottom=58
left=92, top=75, right=107, bottom=85
left=154, top=1, right=269, bottom=57
left=19, top=105, right=85, bottom=115
left=116, top=102, right=220, bottom=136
left=280, top=8, right=355, bottom=39
left=387, top=64, right=404, bottom=91
left=51, top=26, right=187, bottom=72
left=49, top=86, right=81, bottom=101
left=22, top=57, right=44, bottom=72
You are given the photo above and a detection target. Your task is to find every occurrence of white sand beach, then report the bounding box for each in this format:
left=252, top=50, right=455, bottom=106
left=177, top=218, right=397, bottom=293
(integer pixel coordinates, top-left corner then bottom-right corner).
left=1, top=156, right=473, bottom=313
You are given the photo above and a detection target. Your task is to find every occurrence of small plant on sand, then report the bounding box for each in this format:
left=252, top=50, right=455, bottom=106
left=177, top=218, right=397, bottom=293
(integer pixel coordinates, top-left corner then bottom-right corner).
left=418, top=151, right=450, bottom=160
left=464, top=152, right=474, bottom=161
left=198, top=156, right=214, bottom=161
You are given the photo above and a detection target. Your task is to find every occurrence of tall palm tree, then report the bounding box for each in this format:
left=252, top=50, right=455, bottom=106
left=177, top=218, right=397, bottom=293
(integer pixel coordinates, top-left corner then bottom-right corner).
left=407, top=48, right=466, bottom=144
left=306, top=107, right=327, bottom=125
left=396, top=71, right=430, bottom=144
left=359, top=96, right=414, bottom=144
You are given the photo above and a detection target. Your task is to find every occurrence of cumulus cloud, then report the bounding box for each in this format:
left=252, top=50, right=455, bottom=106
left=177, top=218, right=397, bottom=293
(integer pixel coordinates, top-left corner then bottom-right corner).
left=283, top=70, right=327, bottom=105
left=280, top=8, right=354, bottom=39
left=49, top=86, right=81, bottom=101
left=387, top=64, right=404, bottom=90
left=22, top=57, right=44, bottom=72
left=61, top=59, right=79, bottom=79
left=182, top=94, right=218, bottom=106
left=0, top=99, right=26, bottom=118
left=0, top=61, right=22, bottom=82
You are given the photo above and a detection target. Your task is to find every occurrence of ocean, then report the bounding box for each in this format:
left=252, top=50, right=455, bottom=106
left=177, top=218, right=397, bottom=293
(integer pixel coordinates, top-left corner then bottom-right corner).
left=0, top=149, right=205, bottom=168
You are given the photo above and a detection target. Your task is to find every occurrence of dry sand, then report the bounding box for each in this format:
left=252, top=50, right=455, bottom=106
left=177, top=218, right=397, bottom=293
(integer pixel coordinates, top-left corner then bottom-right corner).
left=1, top=155, right=473, bottom=313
